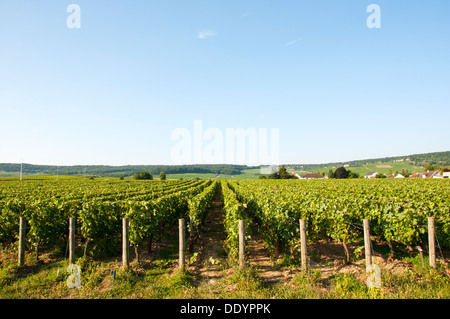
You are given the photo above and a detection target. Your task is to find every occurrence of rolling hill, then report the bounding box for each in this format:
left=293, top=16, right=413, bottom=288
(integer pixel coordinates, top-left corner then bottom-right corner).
left=0, top=150, right=449, bottom=179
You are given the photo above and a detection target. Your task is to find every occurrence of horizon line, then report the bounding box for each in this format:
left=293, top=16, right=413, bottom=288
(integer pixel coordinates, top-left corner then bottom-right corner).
left=1, top=149, right=449, bottom=168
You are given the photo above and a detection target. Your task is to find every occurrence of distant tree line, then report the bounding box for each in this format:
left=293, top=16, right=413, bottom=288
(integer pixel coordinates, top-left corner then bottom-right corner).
left=133, top=172, right=153, bottom=180
left=327, top=167, right=360, bottom=179
left=0, top=163, right=248, bottom=177
left=2, top=150, right=449, bottom=178
left=424, top=163, right=445, bottom=172
left=133, top=171, right=168, bottom=180
left=259, top=165, right=295, bottom=179
left=410, top=151, right=450, bottom=167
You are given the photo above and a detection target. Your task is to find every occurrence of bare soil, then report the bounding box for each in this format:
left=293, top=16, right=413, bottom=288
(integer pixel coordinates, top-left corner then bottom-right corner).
left=246, top=235, right=295, bottom=283
left=188, top=186, right=296, bottom=286
left=188, top=185, right=229, bottom=286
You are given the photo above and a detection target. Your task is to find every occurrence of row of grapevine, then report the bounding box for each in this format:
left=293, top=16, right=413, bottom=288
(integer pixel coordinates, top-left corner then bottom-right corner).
left=228, top=179, right=450, bottom=260
left=125, top=179, right=213, bottom=255
left=0, top=179, right=200, bottom=244
left=0, top=179, right=193, bottom=203
left=221, top=182, right=250, bottom=259
left=188, top=180, right=218, bottom=233
left=0, top=179, right=213, bottom=259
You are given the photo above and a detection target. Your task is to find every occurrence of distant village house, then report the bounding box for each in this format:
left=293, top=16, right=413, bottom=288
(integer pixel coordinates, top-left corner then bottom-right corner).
left=364, top=172, right=378, bottom=179
left=291, top=172, right=325, bottom=179
left=301, top=173, right=325, bottom=179
left=386, top=173, right=405, bottom=179
left=408, top=170, right=449, bottom=179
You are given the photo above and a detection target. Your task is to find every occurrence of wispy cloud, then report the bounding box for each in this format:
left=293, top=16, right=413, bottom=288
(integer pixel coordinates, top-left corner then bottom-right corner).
left=283, top=37, right=303, bottom=47
left=197, top=30, right=216, bottom=39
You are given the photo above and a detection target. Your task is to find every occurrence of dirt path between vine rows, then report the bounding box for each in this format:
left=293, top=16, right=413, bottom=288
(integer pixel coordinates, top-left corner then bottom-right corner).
left=189, top=184, right=290, bottom=290
left=246, top=233, right=298, bottom=284
left=189, top=185, right=228, bottom=281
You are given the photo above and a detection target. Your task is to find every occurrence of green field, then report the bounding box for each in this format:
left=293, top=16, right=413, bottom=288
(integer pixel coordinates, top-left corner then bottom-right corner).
left=154, top=168, right=262, bottom=180
left=1, top=168, right=264, bottom=182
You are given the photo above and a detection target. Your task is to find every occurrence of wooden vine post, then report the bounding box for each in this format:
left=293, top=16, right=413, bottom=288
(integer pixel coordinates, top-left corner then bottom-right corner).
left=428, top=217, right=436, bottom=268
left=299, top=219, right=308, bottom=271
left=179, top=218, right=186, bottom=271
left=18, top=217, right=26, bottom=266
left=239, top=220, right=245, bottom=270
left=363, top=219, right=372, bottom=272
left=69, top=217, right=75, bottom=264
left=122, top=218, right=129, bottom=269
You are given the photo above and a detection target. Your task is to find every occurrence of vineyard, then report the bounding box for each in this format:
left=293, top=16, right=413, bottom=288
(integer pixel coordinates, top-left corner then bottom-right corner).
left=1, top=177, right=450, bottom=298
left=0, top=179, right=215, bottom=258
left=226, top=179, right=450, bottom=260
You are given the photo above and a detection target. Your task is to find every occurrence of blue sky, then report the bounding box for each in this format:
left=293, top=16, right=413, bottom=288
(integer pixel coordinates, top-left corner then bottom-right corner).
left=0, top=0, right=449, bottom=166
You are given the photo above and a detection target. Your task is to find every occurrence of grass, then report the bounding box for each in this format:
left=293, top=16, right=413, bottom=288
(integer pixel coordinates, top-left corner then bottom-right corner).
left=167, top=168, right=263, bottom=180
left=2, top=237, right=450, bottom=299
left=166, top=173, right=218, bottom=180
